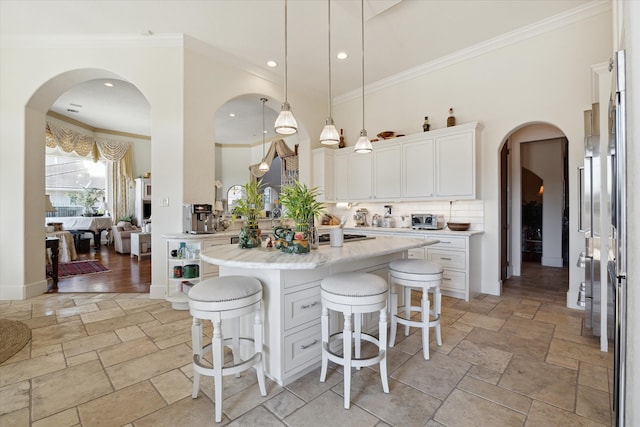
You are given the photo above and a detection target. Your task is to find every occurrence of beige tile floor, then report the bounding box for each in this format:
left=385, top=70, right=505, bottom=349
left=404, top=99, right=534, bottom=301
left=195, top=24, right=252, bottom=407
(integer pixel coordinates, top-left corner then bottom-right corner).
left=1, top=266, right=614, bottom=426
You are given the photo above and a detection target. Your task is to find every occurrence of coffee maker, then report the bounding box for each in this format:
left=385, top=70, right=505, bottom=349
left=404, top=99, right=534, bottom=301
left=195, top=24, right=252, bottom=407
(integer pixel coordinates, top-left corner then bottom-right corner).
left=183, top=204, right=214, bottom=234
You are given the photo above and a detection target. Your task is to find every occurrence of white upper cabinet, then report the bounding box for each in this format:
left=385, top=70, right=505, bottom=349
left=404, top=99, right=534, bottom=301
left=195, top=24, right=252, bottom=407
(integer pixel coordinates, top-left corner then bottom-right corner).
left=347, top=151, right=373, bottom=200
left=435, top=129, right=476, bottom=198
left=402, top=138, right=435, bottom=199
left=373, top=144, right=402, bottom=200
left=314, top=122, right=477, bottom=202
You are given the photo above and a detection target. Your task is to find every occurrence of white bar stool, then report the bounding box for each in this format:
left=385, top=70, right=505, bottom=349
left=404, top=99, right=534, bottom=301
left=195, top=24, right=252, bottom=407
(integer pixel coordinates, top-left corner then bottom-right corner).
left=319, top=272, right=390, bottom=409
left=388, top=259, right=443, bottom=360
left=188, top=275, right=267, bottom=423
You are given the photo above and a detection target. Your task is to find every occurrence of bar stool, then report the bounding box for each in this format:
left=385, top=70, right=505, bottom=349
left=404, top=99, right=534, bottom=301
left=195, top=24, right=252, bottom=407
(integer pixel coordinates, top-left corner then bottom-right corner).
left=188, top=275, right=267, bottom=423
left=388, top=259, right=443, bottom=360
left=319, top=272, right=389, bottom=409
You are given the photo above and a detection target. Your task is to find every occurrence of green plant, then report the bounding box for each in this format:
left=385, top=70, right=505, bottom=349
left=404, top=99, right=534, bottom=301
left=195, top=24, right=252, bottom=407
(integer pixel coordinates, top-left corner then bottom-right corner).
left=279, top=179, right=325, bottom=225
left=68, top=188, right=104, bottom=210
left=232, top=179, right=264, bottom=225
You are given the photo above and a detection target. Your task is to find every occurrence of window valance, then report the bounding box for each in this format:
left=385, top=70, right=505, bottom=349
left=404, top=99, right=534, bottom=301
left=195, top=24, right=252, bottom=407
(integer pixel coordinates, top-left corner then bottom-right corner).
left=46, top=121, right=131, bottom=162
left=249, top=139, right=298, bottom=178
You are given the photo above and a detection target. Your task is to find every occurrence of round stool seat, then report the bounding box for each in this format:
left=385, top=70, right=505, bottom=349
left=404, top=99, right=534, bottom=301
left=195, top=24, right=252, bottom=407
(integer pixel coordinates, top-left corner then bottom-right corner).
left=189, top=276, right=262, bottom=312
left=390, top=259, right=443, bottom=275
left=321, top=272, right=388, bottom=306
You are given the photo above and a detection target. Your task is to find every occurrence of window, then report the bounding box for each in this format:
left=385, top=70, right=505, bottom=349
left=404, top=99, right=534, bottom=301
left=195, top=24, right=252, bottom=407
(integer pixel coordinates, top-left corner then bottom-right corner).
left=46, top=149, right=107, bottom=217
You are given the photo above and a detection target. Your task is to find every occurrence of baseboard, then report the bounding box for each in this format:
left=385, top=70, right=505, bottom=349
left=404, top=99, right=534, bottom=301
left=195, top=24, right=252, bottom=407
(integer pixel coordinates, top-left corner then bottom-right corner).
left=541, top=257, right=564, bottom=268
left=0, top=279, right=48, bottom=300
left=149, top=283, right=165, bottom=300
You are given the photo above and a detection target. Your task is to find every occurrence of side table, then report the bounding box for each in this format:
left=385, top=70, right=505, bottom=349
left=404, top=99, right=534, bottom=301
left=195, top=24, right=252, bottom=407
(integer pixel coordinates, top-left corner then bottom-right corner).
left=131, top=232, right=152, bottom=261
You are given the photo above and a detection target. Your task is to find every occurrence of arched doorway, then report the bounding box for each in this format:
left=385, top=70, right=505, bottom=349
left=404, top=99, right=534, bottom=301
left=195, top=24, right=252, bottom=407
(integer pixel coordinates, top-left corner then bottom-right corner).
left=499, top=123, right=570, bottom=294
left=28, top=69, right=151, bottom=293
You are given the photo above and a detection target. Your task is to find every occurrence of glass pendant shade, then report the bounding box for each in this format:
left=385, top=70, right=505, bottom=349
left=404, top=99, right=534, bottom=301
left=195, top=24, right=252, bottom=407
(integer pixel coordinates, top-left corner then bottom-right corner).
left=274, top=101, right=297, bottom=135
left=258, top=161, right=270, bottom=172
left=320, top=118, right=340, bottom=145
left=354, top=129, right=372, bottom=153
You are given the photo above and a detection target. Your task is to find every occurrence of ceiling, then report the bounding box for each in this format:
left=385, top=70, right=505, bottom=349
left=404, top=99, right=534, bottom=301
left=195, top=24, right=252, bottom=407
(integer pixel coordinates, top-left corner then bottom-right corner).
left=1, top=0, right=591, bottom=143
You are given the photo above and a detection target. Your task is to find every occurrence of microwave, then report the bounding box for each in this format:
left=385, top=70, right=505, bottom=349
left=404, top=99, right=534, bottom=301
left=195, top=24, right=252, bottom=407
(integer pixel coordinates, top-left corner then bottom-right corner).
left=411, top=213, right=441, bottom=230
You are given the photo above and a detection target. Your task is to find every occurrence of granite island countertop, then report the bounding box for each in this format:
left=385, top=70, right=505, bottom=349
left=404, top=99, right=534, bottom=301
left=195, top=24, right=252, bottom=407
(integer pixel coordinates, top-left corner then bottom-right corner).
left=200, top=236, right=438, bottom=270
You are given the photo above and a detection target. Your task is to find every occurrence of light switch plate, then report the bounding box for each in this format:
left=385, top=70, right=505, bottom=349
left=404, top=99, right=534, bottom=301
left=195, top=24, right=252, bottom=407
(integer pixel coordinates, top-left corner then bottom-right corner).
left=161, top=197, right=169, bottom=207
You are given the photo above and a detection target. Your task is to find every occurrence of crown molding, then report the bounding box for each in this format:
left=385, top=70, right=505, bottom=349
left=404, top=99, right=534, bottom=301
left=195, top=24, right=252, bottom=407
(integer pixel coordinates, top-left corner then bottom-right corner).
left=47, top=111, right=151, bottom=141
left=1, top=33, right=184, bottom=49
left=334, top=0, right=611, bottom=105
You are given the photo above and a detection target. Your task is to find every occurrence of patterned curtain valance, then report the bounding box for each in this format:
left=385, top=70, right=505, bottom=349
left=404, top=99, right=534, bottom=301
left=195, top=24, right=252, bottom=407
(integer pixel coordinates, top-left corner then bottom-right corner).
left=46, top=121, right=131, bottom=163
left=249, top=139, right=298, bottom=178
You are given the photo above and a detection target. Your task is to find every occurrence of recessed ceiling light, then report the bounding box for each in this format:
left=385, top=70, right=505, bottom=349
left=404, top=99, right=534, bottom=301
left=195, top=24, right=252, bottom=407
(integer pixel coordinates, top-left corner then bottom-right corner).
left=104, top=82, right=114, bottom=87
left=267, top=60, right=278, bottom=68
left=229, top=113, right=236, bottom=117
left=337, top=52, right=348, bottom=60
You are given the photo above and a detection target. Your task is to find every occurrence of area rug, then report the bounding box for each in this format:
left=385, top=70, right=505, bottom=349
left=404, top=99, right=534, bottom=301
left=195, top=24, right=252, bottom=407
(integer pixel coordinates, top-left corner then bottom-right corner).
left=0, top=319, right=31, bottom=364
left=58, top=260, right=110, bottom=277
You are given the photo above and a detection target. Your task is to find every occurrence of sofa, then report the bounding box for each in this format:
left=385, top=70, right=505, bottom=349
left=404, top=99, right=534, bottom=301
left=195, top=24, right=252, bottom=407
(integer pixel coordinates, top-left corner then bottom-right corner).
left=112, top=221, right=138, bottom=254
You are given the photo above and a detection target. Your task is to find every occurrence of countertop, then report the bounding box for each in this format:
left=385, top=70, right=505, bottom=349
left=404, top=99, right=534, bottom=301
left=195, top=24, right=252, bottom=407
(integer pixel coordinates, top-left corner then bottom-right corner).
left=200, top=236, right=437, bottom=270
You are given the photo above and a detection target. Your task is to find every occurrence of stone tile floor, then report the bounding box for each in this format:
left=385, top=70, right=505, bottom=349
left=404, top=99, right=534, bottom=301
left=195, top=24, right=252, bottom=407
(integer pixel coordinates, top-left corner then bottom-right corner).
left=0, top=266, right=613, bottom=426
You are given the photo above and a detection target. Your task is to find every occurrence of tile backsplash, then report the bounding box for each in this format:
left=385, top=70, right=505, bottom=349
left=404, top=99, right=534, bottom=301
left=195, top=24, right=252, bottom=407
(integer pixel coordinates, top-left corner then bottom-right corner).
left=327, top=200, right=484, bottom=230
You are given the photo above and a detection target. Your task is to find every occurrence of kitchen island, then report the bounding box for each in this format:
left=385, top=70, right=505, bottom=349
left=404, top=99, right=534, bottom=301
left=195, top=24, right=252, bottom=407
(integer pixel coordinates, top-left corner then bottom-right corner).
left=200, top=236, right=437, bottom=386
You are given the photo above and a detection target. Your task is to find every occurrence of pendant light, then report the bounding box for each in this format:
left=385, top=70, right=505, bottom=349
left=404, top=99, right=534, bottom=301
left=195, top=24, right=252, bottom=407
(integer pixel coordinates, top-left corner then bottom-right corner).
left=353, top=0, right=372, bottom=153
left=258, top=97, right=270, bottom=172
left=274, top=0, right=298, bottom=135
left=319, top=0, right=339, bottom=145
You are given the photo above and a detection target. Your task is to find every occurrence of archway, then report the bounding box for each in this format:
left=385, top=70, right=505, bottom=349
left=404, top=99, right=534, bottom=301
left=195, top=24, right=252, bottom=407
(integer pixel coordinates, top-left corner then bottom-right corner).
left=499, top=122, right=569, bottom=288
left=26, top=68, right=151, bottom=294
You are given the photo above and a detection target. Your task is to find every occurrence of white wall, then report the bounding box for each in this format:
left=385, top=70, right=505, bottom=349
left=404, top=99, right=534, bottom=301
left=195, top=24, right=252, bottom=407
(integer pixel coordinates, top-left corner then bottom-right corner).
left=332, top=8, right=612, bottom=307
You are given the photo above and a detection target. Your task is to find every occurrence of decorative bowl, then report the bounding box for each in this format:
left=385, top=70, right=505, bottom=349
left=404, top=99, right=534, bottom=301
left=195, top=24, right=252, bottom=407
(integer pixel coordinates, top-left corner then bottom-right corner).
left=376, top=131, right=395, bottom=139
left=447, top=222, right=470, bottom=231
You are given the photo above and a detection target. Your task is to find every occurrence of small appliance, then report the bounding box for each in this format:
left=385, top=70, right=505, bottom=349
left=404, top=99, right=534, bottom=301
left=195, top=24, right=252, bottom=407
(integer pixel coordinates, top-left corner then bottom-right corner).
left=183, top=204, right=214, bottom=234
left=353, top=208, right=369, bottom=227
left=411, top=213, right=441, bottom=230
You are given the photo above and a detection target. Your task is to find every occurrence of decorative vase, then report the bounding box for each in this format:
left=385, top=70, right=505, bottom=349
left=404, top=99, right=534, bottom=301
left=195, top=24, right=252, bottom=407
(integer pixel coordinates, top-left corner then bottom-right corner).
left=273, top=223, right=310, bottom=254
left=238, top=223, right=262, bottom=249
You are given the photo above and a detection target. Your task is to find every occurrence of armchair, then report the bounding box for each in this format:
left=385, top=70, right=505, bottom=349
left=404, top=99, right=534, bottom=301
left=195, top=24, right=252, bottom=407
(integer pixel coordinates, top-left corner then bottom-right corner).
left=112, top=221, right=138, bottom=254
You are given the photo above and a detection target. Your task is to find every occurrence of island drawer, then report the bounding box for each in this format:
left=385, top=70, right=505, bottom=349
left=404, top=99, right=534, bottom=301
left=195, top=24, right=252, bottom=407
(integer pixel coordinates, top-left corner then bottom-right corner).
left=284, top=285, right=322, bottom=330
left=284, top=322, right=322, bottom=373
left=283, top=268, right=328, bottom=289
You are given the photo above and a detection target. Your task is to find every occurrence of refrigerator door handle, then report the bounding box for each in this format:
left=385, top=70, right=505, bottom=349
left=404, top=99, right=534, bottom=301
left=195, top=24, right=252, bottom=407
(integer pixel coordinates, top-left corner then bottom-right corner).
left=578, top=166, right=585, bottom=232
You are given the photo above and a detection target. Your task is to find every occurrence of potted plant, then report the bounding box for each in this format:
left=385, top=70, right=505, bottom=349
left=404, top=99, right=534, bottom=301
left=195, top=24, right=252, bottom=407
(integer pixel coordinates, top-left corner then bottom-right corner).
left=69, top=188, right=104, bottom=216
left=275, top=179, right=324, bottom=254
left=232, top=179, right=264, bottom=248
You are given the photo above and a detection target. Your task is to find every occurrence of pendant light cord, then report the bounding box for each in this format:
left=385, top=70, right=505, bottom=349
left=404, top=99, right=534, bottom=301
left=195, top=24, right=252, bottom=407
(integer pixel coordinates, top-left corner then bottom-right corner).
left=361, top=0, right=365, bottom=131
left=284, top=0, right=289, bottom=102
left=262, top=98, right=266, bottom=156
left=327, top=0, right=332, bottom=118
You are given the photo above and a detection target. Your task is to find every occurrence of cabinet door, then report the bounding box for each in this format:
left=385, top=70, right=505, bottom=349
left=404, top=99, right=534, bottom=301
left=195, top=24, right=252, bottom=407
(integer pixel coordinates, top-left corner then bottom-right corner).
left=312, top=148, right=335, bottom=202
left=334, top=153, right=349, bottom=201
left=373, top=144, right=401, bottom=200
left=347, top=152, right=372, bottom=201
left=435, top=131, right=475, bottom=198
left=402, top=138, right=435, bottom=199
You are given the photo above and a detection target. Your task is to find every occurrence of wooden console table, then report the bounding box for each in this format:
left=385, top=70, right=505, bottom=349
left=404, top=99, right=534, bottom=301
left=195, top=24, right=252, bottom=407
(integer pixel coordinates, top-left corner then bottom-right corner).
left=46, top=237, right=59, bottom=291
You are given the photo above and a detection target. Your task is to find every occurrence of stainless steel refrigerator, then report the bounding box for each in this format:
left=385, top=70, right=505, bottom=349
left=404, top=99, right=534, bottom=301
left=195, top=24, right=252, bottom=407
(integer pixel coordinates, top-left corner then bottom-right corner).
left=609, top=49, right=627, bottom=427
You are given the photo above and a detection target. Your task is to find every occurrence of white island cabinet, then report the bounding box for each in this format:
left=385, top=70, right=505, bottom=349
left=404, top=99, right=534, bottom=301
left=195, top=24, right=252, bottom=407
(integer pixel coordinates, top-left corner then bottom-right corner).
left=200, top=236, right=437, bottom=386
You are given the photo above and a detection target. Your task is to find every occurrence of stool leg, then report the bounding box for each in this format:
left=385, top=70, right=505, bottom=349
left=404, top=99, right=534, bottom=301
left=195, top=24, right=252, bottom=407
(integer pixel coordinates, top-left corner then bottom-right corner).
left=404, top=286, right=411, bottom=336
left=254, top=306, right=267, bottom=396
left=389, top=283, right=398, bottom=347
left=354, top=313, right=362, bottom=369
left=232, top=317, right=240, bottom=378
left=212, top=319, right=224, bottom=423
left=343, top=312, right=352, bottom=409
left=379, top=308, right=389, bottom=394
left=320, top=306, right=329, bottom=382
left=191, top=317, right=202, bottom=398
left=435, top=286, right=442, bottom=346
left=421, top=290, right=430, bottom=360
